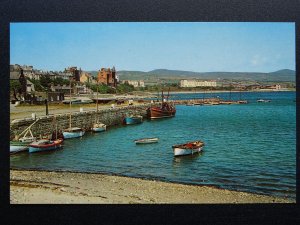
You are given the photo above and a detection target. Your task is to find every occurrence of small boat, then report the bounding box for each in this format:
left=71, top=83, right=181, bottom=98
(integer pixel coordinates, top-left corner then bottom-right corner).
left=237, top=100, right=248, bottom=104
left=124, top=115, right=143, bottom=125
left=18, top=136, right=36, bottom=143
left=29, top=138, right=64, bottom=153
left=10, top=141, right=29, bottom=154
left=134, top=137, right=159, bottom=144
left=91, top=85, right=107, bottom=132
left=172, top=140, right=205, bottom=157
left=63, top=127, right=85, bottom=139
left=257, top=99, right=271, bottom=103
left=186, top=103, right=194, bottom=106
left=63, top=83, right=86, bottom=139
left=91, top=122, right=107, bottom=132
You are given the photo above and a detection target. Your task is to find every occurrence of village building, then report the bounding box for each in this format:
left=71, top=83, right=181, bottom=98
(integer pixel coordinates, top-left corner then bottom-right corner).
left=122, top=80, right=145, bottom=88
left=65, top=66, right=81, bottom=82
left=80, top=72, right=93, bottom=83
left=97, top=67, right=117, bottom=87
left=180, top=79, right=217, bottom=88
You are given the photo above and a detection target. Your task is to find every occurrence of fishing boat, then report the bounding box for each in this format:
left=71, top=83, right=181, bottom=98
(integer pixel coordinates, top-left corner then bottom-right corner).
left=63, top=83, right=85, bottom=139
left=134, top=137, right=159, bottom=144
left=124, top=115, right=143, bottom=125
left=172, top=140, right=205, bottom=156
left=257, top=99, right=271, bottom=103
left=147, top=88, right=176, bottom=119
left=29, top=138, right=64, bottom=153
left=91, top=83, right=107, bottom=132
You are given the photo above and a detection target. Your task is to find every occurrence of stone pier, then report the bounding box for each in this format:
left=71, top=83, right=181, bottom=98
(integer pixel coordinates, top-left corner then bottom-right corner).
left=10, top=103, right=159, bottom=140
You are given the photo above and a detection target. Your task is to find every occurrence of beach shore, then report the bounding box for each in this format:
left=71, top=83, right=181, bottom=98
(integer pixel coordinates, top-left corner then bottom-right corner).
left=10, top=169, right=293, bottom=204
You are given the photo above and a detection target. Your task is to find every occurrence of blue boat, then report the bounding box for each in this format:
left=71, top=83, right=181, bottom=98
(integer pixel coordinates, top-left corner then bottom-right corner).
left=124, top=115, right=143, bottom=125
left=63, top=127, right=85, bottom=139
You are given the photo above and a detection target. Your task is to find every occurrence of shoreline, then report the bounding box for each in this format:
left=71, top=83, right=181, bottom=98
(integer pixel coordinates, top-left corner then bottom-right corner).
left=10, top=169, right=294, bottom=204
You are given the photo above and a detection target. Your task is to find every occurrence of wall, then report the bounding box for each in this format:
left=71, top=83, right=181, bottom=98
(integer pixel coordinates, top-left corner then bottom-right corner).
left=10, top=103, right=159, bottom=140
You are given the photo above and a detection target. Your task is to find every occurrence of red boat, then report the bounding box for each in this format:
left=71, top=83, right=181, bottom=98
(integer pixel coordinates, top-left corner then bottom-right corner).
left=147, top=89, right=176, bottom=119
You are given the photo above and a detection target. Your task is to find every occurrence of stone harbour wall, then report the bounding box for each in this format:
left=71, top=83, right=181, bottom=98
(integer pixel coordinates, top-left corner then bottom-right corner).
left=10, top=103, right=159, bottom=140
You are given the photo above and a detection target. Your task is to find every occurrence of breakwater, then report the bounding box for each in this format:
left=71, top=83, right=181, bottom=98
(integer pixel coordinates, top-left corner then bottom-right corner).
left=10, top=103, right=159, bottom=141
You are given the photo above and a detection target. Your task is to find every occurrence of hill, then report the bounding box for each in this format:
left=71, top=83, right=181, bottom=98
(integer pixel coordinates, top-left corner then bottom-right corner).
left=114, top=69, right=295, bottom=82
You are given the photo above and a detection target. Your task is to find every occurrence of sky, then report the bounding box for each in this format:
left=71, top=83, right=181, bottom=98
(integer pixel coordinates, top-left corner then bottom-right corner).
left=10, top=22, right=295, bottom=73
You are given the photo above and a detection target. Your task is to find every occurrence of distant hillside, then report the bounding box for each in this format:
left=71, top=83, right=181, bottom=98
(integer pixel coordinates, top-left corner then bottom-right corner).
left=114, top=69, right=295, bottom=82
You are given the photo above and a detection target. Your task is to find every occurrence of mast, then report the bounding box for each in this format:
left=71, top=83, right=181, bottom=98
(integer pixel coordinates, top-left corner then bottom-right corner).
left=96, top=81, right=99, bottom=122
left=69, top=81, right=72, bottom=129
left=167, top=87, right=170, bottom=102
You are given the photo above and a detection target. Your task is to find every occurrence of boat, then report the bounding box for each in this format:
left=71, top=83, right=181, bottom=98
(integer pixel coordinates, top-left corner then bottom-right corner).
left=123, top=115, right=143, bottom=125
left=237, top=100, right=248, bottom=104
left=10, top=118, right=41, bottom=154
left=29, top=138, right=64, bottom=153
left=91, top=83, right=107, bottom=132
left=134, top=137, right=159, bottom=144
left=147, top=88, right=176, bottom=119
left=172, top=140, right=204, bottom=156
left=63, top=83, right=85, bottom=139
left=10, top=141, right=29, bottom=154
left=63, top=127, right=85, bottom=139
left=91, top=122, right=106, bottom=132
left=257, top=99, right=271, bottom=103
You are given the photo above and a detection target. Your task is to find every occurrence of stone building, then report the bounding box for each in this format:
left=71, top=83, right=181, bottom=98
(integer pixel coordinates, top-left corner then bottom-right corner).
left=97, top=67, right=117, bottom=87
left=65, top=66, right=81, bottom=82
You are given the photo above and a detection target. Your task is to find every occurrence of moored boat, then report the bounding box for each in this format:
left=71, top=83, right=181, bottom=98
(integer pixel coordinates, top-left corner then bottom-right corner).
left=10, top=141, right=29, bottom=154
left=147, top=89, right=176, bottom=119
left=124, top=115, right=143, bottom=125
left=91, top=123, right=107, bottom=132
left=29, top=138, right=64, bottom=153
left=63, top=127, right=85, bottom=139
left=134, top=137, right=159, bottom=144
left=172, top=140, right=204, bottom=156
left=63, top=82, right=86, bottom=139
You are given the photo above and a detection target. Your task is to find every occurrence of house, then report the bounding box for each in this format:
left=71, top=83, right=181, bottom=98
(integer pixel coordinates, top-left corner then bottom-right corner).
left=122, top=80, right=145, bottom=88
left=26, top=80, right=35, bottom=92
left=80, top=72, right=93, bottom=83
left=97, top=67, right=117, bottom=87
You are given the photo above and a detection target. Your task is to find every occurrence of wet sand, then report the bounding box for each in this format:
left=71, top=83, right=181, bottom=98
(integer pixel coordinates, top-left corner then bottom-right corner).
left=10, top=169, right=293, bottom=204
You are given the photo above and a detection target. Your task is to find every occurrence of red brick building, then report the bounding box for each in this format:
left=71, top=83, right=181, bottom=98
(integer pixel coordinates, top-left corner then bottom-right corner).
left=97, top=67, right=117, bottom=87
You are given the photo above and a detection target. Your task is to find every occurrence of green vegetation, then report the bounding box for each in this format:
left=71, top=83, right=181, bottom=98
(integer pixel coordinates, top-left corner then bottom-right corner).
left=10, top=80, right=21, bottom=92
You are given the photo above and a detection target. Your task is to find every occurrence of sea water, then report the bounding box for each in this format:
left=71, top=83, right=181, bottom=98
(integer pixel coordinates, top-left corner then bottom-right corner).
left=10, top=91, right=296, bottom=200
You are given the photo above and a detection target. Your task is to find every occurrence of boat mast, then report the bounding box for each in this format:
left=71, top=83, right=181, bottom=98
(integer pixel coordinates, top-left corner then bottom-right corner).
left=69, top=81, right=72, bottom=129
left=96, top=81, right=99, bottom=123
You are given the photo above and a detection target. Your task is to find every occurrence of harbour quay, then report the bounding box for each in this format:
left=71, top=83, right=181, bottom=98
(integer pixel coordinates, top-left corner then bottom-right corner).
left=10, top=103, right=159, bottom=141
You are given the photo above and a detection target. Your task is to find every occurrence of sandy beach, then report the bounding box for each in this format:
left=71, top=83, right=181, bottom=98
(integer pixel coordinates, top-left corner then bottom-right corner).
left=10, top=169, right=293, bottom=204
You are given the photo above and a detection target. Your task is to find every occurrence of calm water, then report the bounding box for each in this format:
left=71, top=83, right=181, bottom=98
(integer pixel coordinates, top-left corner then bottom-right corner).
left=10, top=91, right=296, bottom=200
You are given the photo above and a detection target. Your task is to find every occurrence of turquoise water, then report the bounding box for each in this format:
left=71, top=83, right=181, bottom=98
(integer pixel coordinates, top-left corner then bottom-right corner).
left=10, top=91, right=296, bottom=200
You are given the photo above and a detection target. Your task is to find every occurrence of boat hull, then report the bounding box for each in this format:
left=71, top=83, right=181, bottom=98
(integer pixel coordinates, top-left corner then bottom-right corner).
left=124, top=117, right=143, bottom=125
left=147, top=107, right=176, bottom=119
left=135, top=138, right=159, bottom=144
left=63, top=130, right=85, bottom=139
left=173, top=146, right=203, bottom=156
left=10, top=145, right=29, bottom=154
left=29, top=139, right=63, bottom=153
left=91, top=127, right=106, bottom=132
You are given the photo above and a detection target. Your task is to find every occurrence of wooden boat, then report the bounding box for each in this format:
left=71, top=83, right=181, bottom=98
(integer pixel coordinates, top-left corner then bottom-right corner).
left=63, top=83, right=85, bottom=139
left=237, top=100, right=248, bottom=104
left=29, top=138, right=64, bottom=153
left=134, top=137, right=159, bottom=144
left=124, top=115, right=143, bottom=125
left=172, top=140, right=204, bottom=156
left=147, top=88, right=176, bottom=119
left=91, top=83, right=107, bottom=132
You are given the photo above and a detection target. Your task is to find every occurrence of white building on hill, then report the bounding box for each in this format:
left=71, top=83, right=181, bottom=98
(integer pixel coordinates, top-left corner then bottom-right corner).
left=180, top=79, right=217, bottom=88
